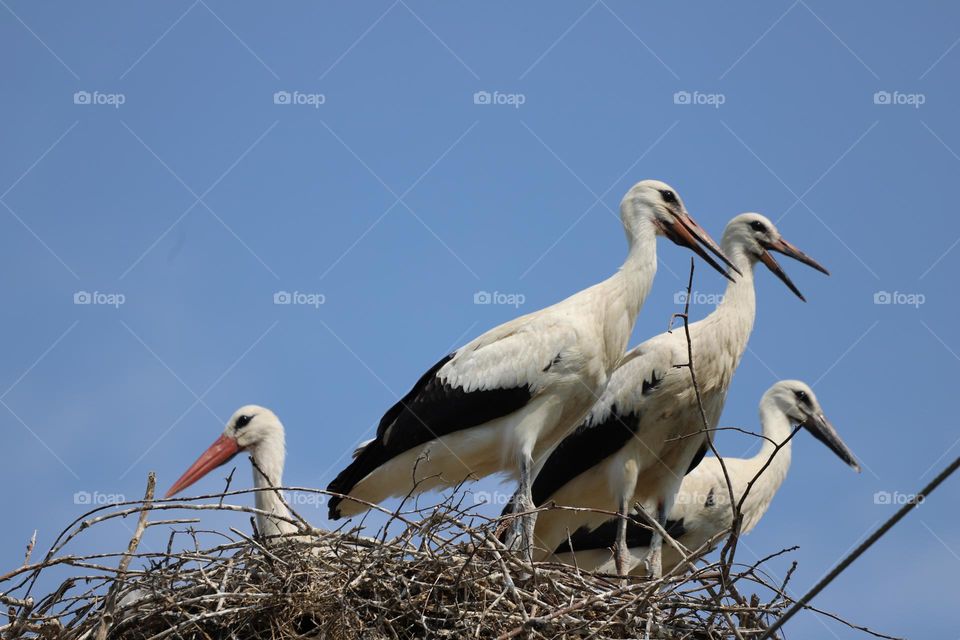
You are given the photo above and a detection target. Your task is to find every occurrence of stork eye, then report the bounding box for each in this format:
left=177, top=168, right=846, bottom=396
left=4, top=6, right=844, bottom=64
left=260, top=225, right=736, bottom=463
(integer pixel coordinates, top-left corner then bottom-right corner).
left=659, top=190, right=677, bottom=204
left=793, top=390, right=810, bottom=405
left=235, top=415, right=253, bottom=428
left=749, top=220, right=767, bottom=233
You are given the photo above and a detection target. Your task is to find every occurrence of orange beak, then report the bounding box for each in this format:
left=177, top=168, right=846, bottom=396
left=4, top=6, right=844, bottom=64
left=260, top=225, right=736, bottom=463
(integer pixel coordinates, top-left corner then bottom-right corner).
left=662, top=211, right=742, bottom=281
left=164, top=434, right=241, bottom=499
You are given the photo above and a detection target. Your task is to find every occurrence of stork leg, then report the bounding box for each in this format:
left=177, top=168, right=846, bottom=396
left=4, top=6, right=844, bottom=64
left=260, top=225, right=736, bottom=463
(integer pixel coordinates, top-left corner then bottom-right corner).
left=644, top=502, right=666, bottom=579
left=614, top=494, right=631, bottom=577
left=515, top=451, right=537, bottom=564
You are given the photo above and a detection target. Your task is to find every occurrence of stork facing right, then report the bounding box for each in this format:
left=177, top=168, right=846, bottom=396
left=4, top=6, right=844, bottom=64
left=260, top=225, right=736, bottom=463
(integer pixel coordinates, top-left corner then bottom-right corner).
left=552, top=380, right=861, bottom=574
left=503, top=213, right=830, bottom=576
left=327, top=180, right=738, bottom=559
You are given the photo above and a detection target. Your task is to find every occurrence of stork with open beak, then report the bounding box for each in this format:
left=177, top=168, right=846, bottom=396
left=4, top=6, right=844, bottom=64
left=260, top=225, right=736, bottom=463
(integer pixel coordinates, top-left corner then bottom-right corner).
left=552, top=380, right=860, bottom=574
left=327, top=180, right=738, bottom=556
left=165, top=405, right=298, bottom=540
left=504, top=213, right=829, bottom=574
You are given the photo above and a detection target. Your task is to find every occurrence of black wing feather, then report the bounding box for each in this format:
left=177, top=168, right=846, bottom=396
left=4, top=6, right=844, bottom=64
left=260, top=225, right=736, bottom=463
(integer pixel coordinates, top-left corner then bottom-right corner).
left=554, top=517, right=687, bottom=554
left=328, top=353, right=533, bottom=519
left=641, top=370, right=663, bottom=395
left=530, top=407, right=641, bottom=506
left=686, top=442, right=709, bottom=474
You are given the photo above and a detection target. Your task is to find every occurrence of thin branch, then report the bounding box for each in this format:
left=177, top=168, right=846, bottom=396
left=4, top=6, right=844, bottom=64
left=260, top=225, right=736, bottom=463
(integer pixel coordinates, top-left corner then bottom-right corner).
left=672, top=258, right=740, bottom=583
left=95, top=472, right=155, bottom=640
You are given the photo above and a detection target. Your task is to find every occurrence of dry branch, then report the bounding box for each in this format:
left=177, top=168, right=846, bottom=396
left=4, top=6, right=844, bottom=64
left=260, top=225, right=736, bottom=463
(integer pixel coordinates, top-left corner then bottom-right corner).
left=0, top=487, right=829, bottom=640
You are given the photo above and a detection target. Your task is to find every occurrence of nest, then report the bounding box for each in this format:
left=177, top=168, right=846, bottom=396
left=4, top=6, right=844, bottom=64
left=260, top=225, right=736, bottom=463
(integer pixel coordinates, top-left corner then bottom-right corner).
left=1, top=474, right=888, bottom=640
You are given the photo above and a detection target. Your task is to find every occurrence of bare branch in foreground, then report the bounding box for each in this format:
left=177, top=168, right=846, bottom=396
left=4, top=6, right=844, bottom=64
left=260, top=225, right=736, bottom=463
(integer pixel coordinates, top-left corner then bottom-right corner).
left=0, top=482, right=898, bottom=640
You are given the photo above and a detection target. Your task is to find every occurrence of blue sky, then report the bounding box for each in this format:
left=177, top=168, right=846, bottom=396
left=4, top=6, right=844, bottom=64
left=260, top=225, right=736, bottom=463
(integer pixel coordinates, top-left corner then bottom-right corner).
left=2, top=1, right=958, bottom=636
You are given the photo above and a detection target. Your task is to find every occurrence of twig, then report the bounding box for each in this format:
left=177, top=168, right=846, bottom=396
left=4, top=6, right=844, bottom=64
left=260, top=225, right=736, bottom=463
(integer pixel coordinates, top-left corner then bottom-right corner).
left=0, top=474, right=893, bottom=640
left=672, top=258, right=740, bottom=579
left=94, top=471, right=155, bottom=640
left=23, top=531, right=37, bottom=568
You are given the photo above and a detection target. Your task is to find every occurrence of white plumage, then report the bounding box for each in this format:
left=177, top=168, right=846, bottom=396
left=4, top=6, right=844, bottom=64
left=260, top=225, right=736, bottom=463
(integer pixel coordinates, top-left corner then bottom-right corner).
left=165, top=405, right=298, bottom=540
left=516, top=213, right=829, bottom=574
left=327, top=180, right=738, bottom=555
left=552, top=380, right=860, bottom=574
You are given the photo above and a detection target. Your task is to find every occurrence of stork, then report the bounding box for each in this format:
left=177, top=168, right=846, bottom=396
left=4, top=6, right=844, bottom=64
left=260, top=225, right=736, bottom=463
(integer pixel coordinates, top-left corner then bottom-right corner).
left=165, top=405, right=298, bottom=540
left=327, top=180, right=739, bottom=555
left=506, top=213, right=829, bottom=574
left=552, top=380, right=860, bottom=574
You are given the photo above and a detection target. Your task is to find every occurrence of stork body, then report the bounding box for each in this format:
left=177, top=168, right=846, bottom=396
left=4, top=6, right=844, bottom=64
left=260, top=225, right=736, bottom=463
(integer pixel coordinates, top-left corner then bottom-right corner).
left=552, top=381, right=860, bottom=574
left=165, top=405, right=298, bottom=540
left=510, top=214, right=829, bottom=574
left=326, top=181, right=739, bottom=555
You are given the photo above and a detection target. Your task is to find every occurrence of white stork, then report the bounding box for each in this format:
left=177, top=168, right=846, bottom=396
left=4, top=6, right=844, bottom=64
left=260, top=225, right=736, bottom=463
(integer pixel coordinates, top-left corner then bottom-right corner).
left=165, top=405, right=298, bottom=540
left=326, top=180, right=739, bottom=555
left=552, top=380, right=860, bottom=574
left=507, top=213, right=829, bottom=574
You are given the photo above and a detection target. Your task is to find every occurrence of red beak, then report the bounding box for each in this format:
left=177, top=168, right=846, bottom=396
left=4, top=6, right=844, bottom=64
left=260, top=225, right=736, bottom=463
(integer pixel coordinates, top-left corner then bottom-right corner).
left=164, top=434, right=241, bottom=499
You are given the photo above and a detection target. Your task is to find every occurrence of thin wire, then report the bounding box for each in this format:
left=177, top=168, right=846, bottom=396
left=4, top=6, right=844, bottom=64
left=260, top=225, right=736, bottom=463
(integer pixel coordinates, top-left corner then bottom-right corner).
left=760, top=454, right=960, bottom=639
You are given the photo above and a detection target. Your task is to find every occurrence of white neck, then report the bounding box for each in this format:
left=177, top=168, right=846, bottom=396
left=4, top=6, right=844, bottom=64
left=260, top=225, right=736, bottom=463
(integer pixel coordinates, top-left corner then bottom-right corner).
left=593, top=215, right=659, bottom=369
left=710, top=242, right=758, bottom=334
left=618, top=214, right=660, bottom=314
left=685, top=244, right=758, bottom=418
left=249, top=437, right=298, bottom=539
left=738, top=400, right=794, bottom=532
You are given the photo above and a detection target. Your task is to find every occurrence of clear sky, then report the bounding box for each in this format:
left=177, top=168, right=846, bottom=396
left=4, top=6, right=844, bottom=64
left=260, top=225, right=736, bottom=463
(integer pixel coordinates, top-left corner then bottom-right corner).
left=2, top=2, right=958, bottom=636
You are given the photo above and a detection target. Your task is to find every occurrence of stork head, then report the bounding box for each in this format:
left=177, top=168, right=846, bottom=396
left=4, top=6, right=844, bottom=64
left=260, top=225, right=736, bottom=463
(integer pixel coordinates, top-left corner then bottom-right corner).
left=766, top=381, right=860, bottom=471
left=621, top=180, right=740, bottom=281
left=164, top=405, right=285, bottom=499
left=723, top=213, right=829, bottom=301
